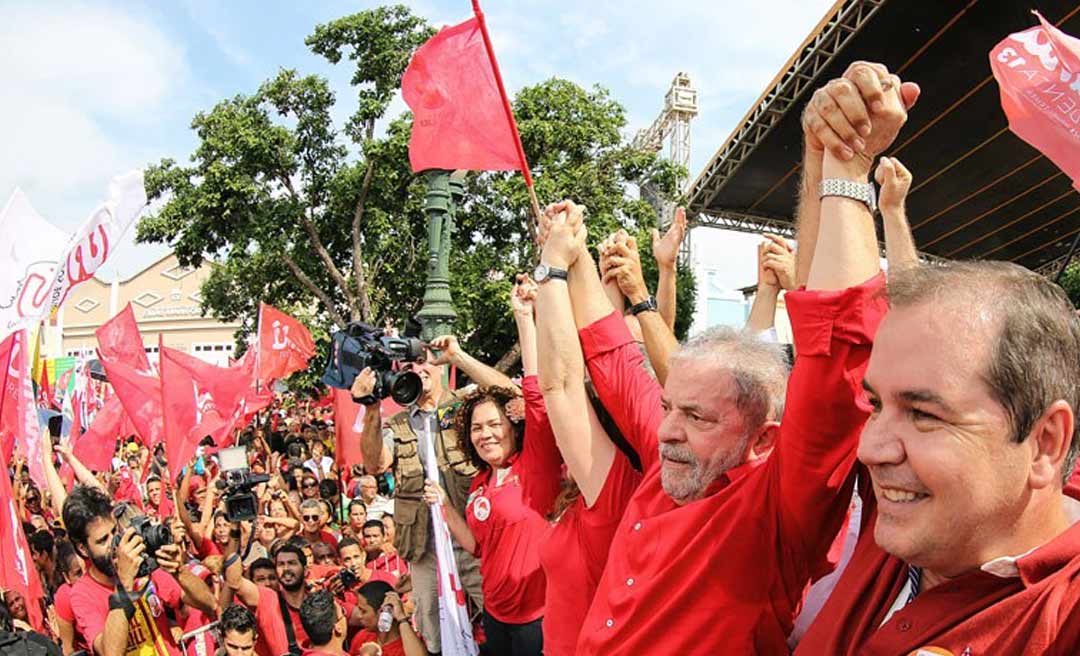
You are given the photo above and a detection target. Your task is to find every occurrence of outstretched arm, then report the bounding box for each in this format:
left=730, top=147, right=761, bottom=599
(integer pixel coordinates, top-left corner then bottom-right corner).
left=430, top=335, right=517, bottom=391
left=352, top=369, right=384, bottom=475
left=746, top=234, right=796, bottom=334
left=652, top=207, right=687, bottom=330
left=536, top=207, right=617, bottom=505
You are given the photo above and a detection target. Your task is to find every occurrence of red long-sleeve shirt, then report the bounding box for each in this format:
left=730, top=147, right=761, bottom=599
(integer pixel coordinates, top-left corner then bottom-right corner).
left=576, top=274, right=888, bottom=655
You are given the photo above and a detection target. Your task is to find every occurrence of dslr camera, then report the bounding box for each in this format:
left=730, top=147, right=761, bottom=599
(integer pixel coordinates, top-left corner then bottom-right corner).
left=321, top=322, right=426, bottom=406
left=217, top=446, right=269, bottom=523
left=113, top=512, right=173, bottom=578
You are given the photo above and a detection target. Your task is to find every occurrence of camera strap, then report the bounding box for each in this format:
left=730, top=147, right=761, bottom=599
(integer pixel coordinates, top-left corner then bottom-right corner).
left=276, top=592, right=303, bottom=656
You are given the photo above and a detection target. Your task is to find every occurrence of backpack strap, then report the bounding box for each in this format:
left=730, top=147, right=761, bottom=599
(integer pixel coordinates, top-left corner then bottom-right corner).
left=276, top=591, right=303, bottom=656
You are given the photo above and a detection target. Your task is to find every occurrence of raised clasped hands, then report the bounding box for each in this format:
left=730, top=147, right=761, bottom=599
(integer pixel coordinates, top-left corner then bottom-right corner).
left=539, top=200, right=588, bottom=270
left=510, top=274, right=539, bottom=319
left=802, top=61, right=921, bottom=176
left=600, top=230, right=649, bottom=304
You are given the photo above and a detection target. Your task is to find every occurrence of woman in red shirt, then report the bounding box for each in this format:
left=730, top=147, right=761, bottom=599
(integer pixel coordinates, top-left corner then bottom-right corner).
left=423, top=386, right=548, bottom=656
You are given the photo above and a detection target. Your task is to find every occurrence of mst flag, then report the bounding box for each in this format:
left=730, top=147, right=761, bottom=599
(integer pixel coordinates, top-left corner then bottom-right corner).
left=257, top=303, right=316, bottom=383
left=990, top=12, right=1080, bottom=190
left=0, top=463, right=45, bottom=631
left=423, top=423, right=479, bottom=656
left=75, top=395, right=132, bottom=472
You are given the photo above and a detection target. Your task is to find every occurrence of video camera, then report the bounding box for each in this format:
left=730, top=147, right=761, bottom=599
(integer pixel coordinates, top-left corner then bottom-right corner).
left=217, top=446, right=269, bottom=523
left=321, top=322, right=426, bottom=406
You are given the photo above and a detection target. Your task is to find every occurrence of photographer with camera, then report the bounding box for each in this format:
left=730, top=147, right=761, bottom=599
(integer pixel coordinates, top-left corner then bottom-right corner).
left=351, top=335, right=515, bottom=653
left=62, top=485, right=216, bottom=656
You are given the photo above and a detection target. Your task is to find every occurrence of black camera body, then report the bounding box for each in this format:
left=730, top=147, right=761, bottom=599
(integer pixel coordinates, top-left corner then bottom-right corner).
left=220, top=469, right=270, bottom=523
left=113, top=515, right=173, bottom=578
left=321, top=322, right=426, bottom=405
left=338, top=567, right=360, bottom=590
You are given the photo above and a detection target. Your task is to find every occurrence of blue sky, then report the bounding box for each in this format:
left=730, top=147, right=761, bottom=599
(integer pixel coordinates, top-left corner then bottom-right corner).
left=1, top=0, right=833, bottom=285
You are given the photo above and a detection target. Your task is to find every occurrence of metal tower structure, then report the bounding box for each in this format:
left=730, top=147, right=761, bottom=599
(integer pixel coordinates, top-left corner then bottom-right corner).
left=632, top=72, right=698, bottom=261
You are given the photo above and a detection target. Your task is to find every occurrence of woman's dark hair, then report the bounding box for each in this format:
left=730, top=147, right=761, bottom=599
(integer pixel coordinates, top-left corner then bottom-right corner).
left=62, top=485, right=114, bottom=548
left=55, top=540, right=79, bottom=578
left=455, top=386, right=525, bottom=471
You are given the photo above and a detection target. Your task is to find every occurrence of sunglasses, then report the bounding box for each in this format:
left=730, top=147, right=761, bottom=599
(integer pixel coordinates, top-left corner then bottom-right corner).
left=302, top=481, right=318, bottom=488
left=302, top=515, right=320, bottom=521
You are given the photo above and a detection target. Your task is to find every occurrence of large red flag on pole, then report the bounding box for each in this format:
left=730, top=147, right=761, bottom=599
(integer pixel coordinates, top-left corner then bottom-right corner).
left=257, top=303, right=316, bottom=384
left=990, top=11, right=1080, bottom=191
left=402, top=0, right=542, bottom=222
left=0, top=331, right=46, bottom=488
left=96, top=304, right=152, bottom=372
left=0, top=467, right=45, bottom=631
left=75, top=395, right=130, bottom=472
left=161, top=342, right=251, bottom=447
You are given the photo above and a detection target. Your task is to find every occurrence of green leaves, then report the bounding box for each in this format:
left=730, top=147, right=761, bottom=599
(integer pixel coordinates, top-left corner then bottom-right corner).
left=137, top=4, right=698, bottom=391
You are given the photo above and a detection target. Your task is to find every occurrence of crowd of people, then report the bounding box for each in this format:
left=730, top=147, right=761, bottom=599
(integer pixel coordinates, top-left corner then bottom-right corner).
left=4, top=61, right=1080, bottom=656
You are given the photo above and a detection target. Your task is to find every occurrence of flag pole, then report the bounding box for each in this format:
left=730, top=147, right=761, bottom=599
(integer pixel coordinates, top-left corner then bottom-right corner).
left=254, top=303, right=263, bottom=393
left=471, top=0, right=543, bottom=226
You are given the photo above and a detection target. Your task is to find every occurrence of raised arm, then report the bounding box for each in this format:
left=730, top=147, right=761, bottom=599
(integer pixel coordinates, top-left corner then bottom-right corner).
left=429, top=335, right=517, bottom=391
left=512, top=275, right=563, bottom=516
left=876, top=156, right=919, bottom=272
left=41, top=432, right=68, bottom=515
left=54, top=444, right=105, bottom=492
left=604, top=233, right=680, bottom=386
left=651, top=207, right=687, bottom=330
left=746, top=235, right=796, bottom=334
left=536, top=206, right=617, bottom=505
left=351, top=368, right=384, bottom=476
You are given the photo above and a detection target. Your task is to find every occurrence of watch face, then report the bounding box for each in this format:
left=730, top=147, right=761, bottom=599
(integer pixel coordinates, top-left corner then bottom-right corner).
left=533, top=264, right=549, bottom=282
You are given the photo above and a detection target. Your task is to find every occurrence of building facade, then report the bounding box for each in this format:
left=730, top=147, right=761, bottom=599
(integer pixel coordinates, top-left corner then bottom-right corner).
left=46, top=254, right=243, bottom=367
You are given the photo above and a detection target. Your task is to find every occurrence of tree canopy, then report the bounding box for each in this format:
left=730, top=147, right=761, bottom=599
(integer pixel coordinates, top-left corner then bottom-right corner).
left=138, top=4, right=694, bottom=391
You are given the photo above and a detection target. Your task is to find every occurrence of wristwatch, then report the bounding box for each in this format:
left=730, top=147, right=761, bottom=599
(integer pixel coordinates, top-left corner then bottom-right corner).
left=628, top=296, right=658, bottom=316
left=819, top=178, right=877, bottom=215
left=533, top=263, right=568, bottom=284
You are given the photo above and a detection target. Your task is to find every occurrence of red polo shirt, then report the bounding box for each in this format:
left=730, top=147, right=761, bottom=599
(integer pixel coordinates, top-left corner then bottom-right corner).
left=576, top=275, right=887, bottom=655
left=795, top=487, right=1080, bottom=654
left=70, top=569, right=183, bottom=656
left=465, top=454, right=548, bottom=624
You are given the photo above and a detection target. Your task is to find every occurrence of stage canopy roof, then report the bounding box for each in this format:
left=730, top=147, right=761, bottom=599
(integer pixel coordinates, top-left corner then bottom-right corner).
left=686, top=0, right=1080, bottom=275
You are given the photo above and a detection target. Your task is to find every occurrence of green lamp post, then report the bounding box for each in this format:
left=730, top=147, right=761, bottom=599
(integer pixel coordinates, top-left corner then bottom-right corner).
left=416, top=169, right=463, bottom=342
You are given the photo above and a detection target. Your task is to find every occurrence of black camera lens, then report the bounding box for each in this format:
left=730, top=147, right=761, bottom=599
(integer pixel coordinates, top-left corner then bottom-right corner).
left=387, top=371, right=422, bottom=406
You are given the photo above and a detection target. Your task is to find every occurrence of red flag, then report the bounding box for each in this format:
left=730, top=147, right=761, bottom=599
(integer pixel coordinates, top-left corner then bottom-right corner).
left=0, top=467, right=45, bottom=631
left=402, top=9, right=529, bottom=176
left=100, top=355, right=163, bottom=447
left=161, top=344, right=251, bottom=446
left=37, top=364, right=54, bottom=410
left=0, top=331, right=46, bottom=487
left=257, top=303, right=316, bottom=383
left=991, top=12, right=1080, bottom=190
left=95, top=304, right=152, bottom=372
left=159, top=345, right=201, bottom=483
left=75, top=395, right=129, bottom=471
left=333, top=388, right=365, bottom=473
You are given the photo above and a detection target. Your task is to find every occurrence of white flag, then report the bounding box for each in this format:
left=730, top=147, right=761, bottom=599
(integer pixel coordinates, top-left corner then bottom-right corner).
left=0, top=170, right=146, bottom=343
left=424, top=424, right=479, bottom=656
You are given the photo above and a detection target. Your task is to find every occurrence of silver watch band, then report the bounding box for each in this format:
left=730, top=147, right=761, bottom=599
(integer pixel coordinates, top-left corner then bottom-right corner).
left=819, top=178, right=877, bottom=215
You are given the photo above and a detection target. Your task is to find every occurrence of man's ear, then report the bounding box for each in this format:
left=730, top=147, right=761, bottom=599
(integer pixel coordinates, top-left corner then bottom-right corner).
left=1028, top=400, right=1075, bottom=490
left=747, top=421, right=780, bottom=462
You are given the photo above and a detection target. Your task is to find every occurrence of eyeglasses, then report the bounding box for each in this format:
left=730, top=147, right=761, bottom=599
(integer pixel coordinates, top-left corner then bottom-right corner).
left=302, top=515, right=320, bottom=521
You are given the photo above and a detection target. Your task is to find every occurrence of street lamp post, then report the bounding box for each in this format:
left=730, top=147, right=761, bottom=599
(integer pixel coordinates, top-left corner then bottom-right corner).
left=416, top=170, right=459, bottom=342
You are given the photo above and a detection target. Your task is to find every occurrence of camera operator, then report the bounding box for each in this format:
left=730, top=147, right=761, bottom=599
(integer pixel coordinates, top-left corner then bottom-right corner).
left=352, top=335, right=514, bottom=653
left=61, top=485, right=216, bottom=656
left=219, top=604, right=258, bottom=656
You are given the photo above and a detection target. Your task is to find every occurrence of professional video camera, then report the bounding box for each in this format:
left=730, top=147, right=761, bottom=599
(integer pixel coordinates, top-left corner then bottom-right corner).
left=217, top=446, right=269, bottom=523
left=322, top=322, right=426, bottom=406
left=112, top=512, right=173, bottom=578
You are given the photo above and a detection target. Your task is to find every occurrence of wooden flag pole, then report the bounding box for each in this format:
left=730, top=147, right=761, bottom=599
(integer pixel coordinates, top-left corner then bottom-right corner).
left=471, top=0, right=544, bottom=229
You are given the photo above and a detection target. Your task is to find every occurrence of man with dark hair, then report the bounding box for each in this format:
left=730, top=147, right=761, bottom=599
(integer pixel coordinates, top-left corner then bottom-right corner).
left=225, top=541, right=311, bottom=656
left=62, top=485, right=215, bottom=656
left=350, top=581, right=424, bottom=656
left=144, top=477, right=174, bottom=519
left=337, top=538, right=370, bottom=587
left=27, top=530, right=56, bottom=592
left=246, top=558, right=277, bottom=589
left=360, top=521, right=407, bottom=587
left=298, top=591, right=347, bottom=656
left=220, top=604, right=258, bottom=656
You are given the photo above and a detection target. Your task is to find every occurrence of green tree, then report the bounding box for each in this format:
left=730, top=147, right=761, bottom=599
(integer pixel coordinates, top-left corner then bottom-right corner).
left=138, top=5, right=695, bottom=389
left=1060, top=261, right=1080, bottom=309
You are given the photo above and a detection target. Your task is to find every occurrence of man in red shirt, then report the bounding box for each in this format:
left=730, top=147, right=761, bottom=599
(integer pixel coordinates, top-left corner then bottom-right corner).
left=225, top=543, right=312, bottom=656
left=298, top=590, right=348, bottom=656
left=144, top=477, right=175, bottom=520
left=794, top=66, right=1080, bottom=655
left=61, top=485, right=216, bottom=656
left=536, top=61, right=916, bottom=654
left=361, top=521, right=408, bottom=587
left=220, top=604, right=258, bottom=656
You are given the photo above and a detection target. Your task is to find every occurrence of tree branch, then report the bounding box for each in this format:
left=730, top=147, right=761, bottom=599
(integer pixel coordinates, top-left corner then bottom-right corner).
left=280, top=253, right=349, bottom=329
left=493, top=342, right=521, bottom=374
left=351, top=159, right=376, bottom=322
left=280, top=174, right=360, bottom=318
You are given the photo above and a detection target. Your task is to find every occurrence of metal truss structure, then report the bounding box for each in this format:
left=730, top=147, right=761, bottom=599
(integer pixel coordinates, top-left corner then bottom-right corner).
left=686, top=0, right=885, bottom=214
left=632, top=73, right=699, bottom=262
